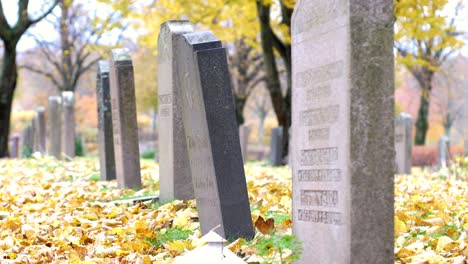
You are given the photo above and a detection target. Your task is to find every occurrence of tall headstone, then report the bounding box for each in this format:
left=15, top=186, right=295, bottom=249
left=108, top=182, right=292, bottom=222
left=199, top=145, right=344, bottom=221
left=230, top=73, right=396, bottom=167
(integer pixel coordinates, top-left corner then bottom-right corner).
left=35, top=107, right=46, bottom=154
left=239, top=124, right=250, bottom=163
left=175, top=31, right=254, bottom=239
left=96, top=60, right=117, bottom=181
left=21, top=125, right=33, bottom=157
left=291, top=1, right=395, bottom=263
left=438, top=136, right=450, bottom=168
left=395, top=113, right=412, bottom=174
left=48, top=96, right=62, bottom=159
left=270, top=127, right=283, bottom=166
left=158, top=21, right=194, bottom=200
left=30, top=118, right=37, bottom=153
left=61, top=91, right=76, bottom=159
left=9, top=133, right=20, bottom=158
left=109, top=49, right=142, bottom=189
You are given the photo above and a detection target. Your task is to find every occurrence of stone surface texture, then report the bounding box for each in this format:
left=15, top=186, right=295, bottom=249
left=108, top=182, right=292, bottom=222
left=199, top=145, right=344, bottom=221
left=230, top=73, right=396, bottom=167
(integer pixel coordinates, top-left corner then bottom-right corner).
left=270, top=127, right=283, bottom=166
left=395, top=113, right=412, bottom=174
left=109, top=49, right=142, bottom=189
left=48, top=96, right=62, bottom=159
left=61, top=91, right=76, bottom=158
left=291, top=0, right=395, bottom=263
left=158, top=20, right=195, bottom=201
left=35, top=107, right=46, bottom=154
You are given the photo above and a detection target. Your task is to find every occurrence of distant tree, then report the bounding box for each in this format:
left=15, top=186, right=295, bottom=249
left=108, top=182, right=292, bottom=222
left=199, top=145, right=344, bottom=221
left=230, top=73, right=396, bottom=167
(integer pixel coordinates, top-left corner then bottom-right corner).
left=247, top=86, right=272, bottom=144
left=22, top=0, right=126, bottom=93
left=0, top=0, right=59, bottom=158
left=395, top=0, right=465, bottom=145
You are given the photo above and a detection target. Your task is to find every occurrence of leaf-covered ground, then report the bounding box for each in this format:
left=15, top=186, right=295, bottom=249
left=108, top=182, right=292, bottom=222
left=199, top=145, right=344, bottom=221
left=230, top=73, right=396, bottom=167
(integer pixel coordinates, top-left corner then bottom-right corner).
left=0, top=156, right=467, bottom=263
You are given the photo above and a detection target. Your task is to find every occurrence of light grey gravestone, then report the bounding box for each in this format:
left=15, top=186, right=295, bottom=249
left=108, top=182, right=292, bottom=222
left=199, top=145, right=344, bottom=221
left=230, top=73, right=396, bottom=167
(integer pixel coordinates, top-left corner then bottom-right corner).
left=109, top=49, right=142, bottom=189
left=9, top=133, right=20, bottom=158
left=291, top=0, right=395, bottom=263
left=97, top=60, right=117, bottom=181
left=239, top=124, right=250, bottom=163
left=438, top=136, right=450, bottom=168
left=61, top=91, right=76, bottom=159
left=270, top=127, right=283, bottom=166
left=34, top=107, right=46, bottom=154
left=175, top=31, right=254, bottom=239
left=158, top=20, right=194, bottom=200
left=48, top=96, right=62, bottom=159
left=31, top=117, right=37, bottom=153
left=395, top=113, right=413, bottom=174
left=21, top=124, right=33, bottom=157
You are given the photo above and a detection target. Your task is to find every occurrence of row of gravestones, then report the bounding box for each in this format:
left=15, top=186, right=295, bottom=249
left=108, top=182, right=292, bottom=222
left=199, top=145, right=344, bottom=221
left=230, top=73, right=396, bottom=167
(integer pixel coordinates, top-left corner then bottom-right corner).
left=9, top=93, right=76, bottom=160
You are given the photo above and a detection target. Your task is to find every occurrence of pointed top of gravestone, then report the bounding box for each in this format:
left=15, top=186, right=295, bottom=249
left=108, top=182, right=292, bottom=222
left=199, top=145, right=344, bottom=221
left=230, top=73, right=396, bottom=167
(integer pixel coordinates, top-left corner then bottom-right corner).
left=201, top=230, right=227, bottom=244
left=98, top=60, right=109, bottom=73
left=110, top=48, right=132, bottom=62
left=161, top=20, right=193, bottom=34
left=62, top=91, right=74, bottom=106
left=48, top=96, right=62, bottom=104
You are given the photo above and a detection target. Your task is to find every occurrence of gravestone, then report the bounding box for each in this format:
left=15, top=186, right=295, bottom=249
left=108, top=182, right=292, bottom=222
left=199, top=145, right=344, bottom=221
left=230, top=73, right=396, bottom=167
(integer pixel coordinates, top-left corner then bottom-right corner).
left=270, top=127, right=283, bottom=166
left=21, top=125, right=33, bottom=157
left=31, top=118, right=37, bottom=153
left=9, top=133, right=20, bottom=158
left=109, top=49, right=142, bottom=189
left=291, top=0, right=395, bottom=263
left=158, top=20, right=194, bottom=200
left=48, top=96, right=62, bottom=159
left=61, top=91, right=76, bottom=159
left=239, top=124, right=250, bottom=163
left=395, top=113, right=412, bottom=174
left=96, top=60, right=117, bottom=181
left=35, top=107, right=46, bottom=154
left=438, top=136, right=450, bottom=168
left=175, top=31, right=254, bottom=239
left=465, top=89, right=467, bottom=156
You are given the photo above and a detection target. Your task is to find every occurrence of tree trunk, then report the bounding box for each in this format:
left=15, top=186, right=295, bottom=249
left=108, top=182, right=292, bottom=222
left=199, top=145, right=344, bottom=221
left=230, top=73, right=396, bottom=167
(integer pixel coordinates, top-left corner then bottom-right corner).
left=234, top=96, right=247, bottom=126
left=414, top=91, right=430, bottom=145
left=0, top=46, right=18, bottom=157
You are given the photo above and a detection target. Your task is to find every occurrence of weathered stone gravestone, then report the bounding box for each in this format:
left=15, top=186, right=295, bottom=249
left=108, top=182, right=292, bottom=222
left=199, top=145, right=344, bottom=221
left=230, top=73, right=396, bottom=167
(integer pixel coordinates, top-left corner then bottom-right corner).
left=9, top=133, right=20, bottom=158
left=61, top=91, right=76, bottom=159
left=175, top=31, right=254, bottom=239
left=96, top=60, right=117, bottom=181
left=158, top=20, right=194, bottom=200
left=395, top=113, right=412, bottom=174
left=109, top=49, right=142, bottom=189
left=239, top=124, right=250, bottom=163
left=34, top=107, right=46, bottom=154
left=21, top=124, right=33, bottom=157
left=270, top=127, right=283, bottom=166
left=291, top=0, right=395, bottom=263
left=48, top=96, right=62, bottom=159
left=438, top=136, right=450, bottom=168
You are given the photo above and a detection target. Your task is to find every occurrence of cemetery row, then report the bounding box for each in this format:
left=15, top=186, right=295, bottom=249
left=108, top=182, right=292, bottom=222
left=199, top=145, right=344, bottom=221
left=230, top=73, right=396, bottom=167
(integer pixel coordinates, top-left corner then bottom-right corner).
left=6, top=1, right=467, bottom=263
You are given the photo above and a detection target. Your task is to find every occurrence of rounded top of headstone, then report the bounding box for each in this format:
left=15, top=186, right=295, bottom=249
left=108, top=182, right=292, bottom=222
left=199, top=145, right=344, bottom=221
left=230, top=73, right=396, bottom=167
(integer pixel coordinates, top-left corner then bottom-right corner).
left=62, top=91, right=74, bottom=105
left=37, top=107, right=45, bottom=113
left=48, top=96, right=62, bottom=104
left=98, top=60, right=110, bottom=73
left=110, top=48, right=132, bottom=62
left=161, top=20, right=193, bottom=34
left=397, top=112, right=412, bottom=121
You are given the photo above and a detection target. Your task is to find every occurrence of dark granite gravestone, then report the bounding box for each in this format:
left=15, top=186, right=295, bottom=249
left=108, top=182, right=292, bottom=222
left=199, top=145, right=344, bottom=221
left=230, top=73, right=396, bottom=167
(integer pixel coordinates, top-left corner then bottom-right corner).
left=395, top=113, right=412, bottom=174
left=158, top=20, right=194, bottom=201
left=35, top=107, right=46, bottom=154
left=9, top=133, right=20, bottom=158
left=175, top=31, right=254, bottom=239
left=61, top=91, right=76, bottom=159
left=270, top=127, right=283, bottom=166
left=97, top=60, right=117, bottom=181
left=109, top=49, right=142, bottom=189
left=48, top=96, right=62, bottom=159
left=291, top=0, right=395, bottom=263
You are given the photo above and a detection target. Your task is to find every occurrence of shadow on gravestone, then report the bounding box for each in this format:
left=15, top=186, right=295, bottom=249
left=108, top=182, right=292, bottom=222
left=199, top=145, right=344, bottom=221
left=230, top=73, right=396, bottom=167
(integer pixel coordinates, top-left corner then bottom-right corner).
left=158, top=20, right=195, bottom=201
left=175, top=31, right=254, bottom=240
left=109, top=49, right=142, bottom=190
left=291, top=0, right=395, bottom=263
left=97, top=60, right=117, bottom=181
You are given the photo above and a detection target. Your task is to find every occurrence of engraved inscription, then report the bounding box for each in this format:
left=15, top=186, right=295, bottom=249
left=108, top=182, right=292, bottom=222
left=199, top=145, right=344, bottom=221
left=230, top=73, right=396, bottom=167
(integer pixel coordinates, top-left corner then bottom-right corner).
left=300, top=148, right=338, bottom=166
left=293, top=0, right=348, bottom=35
left=159, top=94, right=173, bottom=105
left=300, top=105, right=339, bottom=126
left=297, top=209, right=343, bottom=225
left=159, top=105, right=171, bottom=118
left=300, top=190, right=338, bottom=207
left=296, top=61, right=343, bottom=88
left=298, top=169, right=341, bottom=182
left=306, top=83, right=332, bottom=100
left=308, top=128, right=330, bottom=142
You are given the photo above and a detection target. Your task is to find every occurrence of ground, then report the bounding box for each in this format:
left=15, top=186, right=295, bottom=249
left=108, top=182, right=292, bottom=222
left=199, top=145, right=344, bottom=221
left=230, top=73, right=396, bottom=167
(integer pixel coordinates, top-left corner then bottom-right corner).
left=0, top=156, right=467, bottom=263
